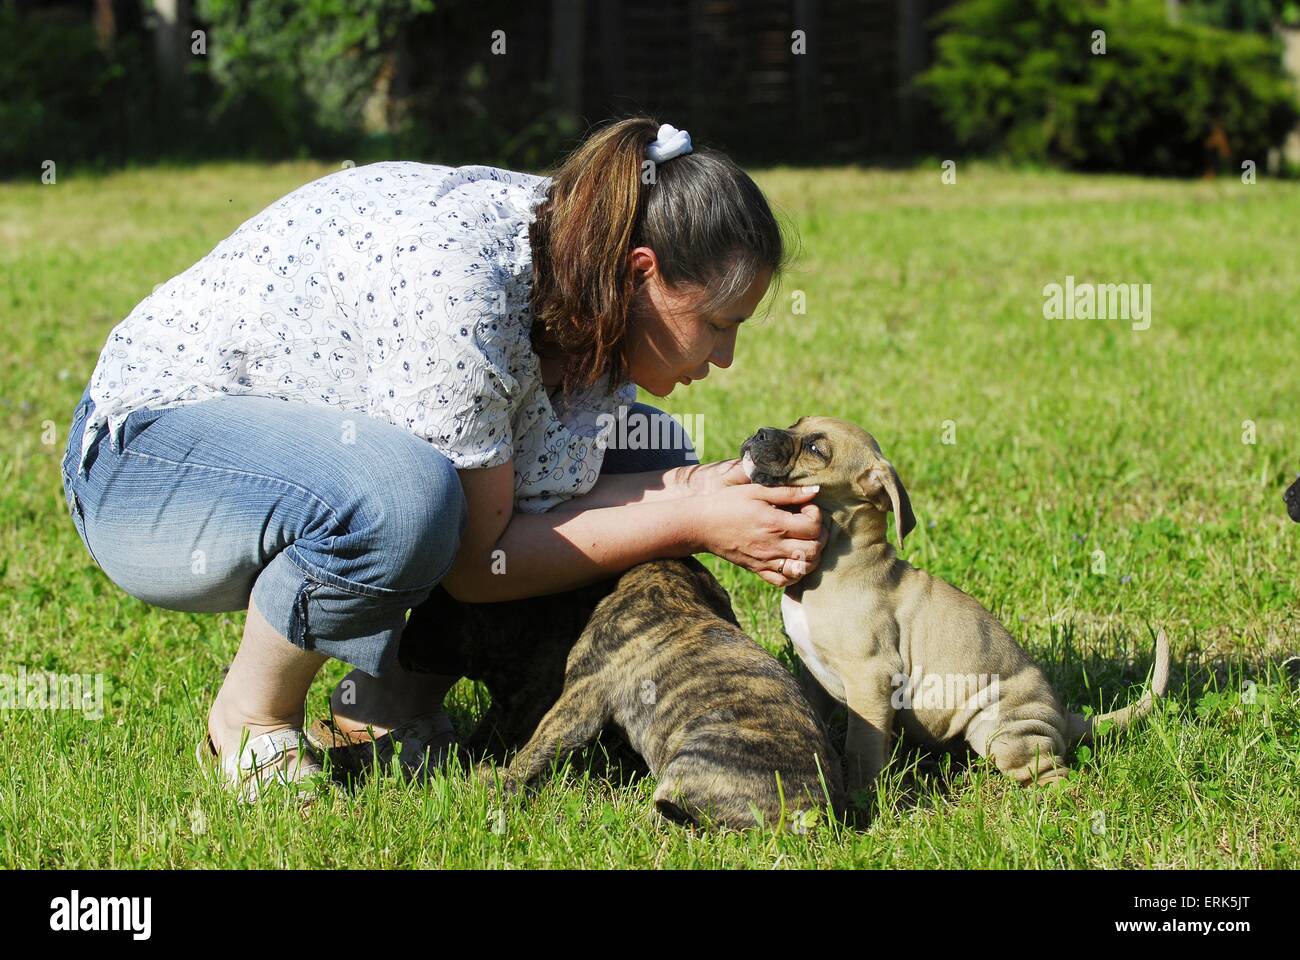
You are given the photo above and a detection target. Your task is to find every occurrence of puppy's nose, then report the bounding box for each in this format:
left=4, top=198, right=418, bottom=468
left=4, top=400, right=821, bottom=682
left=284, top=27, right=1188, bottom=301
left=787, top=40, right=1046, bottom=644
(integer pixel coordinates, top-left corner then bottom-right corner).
left=755, top=427, right=781, bottom=444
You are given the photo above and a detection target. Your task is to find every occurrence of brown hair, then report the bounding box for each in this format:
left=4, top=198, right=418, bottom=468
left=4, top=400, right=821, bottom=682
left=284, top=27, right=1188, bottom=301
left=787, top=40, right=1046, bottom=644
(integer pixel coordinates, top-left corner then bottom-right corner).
left=528, top=116, right=792, bottom=401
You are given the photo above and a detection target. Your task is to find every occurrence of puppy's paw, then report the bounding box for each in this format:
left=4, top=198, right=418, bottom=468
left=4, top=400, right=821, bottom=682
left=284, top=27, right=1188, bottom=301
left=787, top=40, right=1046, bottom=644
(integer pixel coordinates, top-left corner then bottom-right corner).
left=1024, top=765, right=1072, bottom=788
left=475, top=763, right=524, bottom=798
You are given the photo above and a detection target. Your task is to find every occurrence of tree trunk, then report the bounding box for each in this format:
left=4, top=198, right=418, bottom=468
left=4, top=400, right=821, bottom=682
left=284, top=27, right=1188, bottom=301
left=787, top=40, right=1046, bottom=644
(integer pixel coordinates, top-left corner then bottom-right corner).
left=93, top=0, right=116, bottom=51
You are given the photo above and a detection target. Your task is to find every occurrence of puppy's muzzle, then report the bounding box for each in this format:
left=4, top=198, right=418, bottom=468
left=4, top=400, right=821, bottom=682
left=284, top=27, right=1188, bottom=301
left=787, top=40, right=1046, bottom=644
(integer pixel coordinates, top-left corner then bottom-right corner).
left=1286, top=475, right=1300, bottom=523
left=740, top=427, right=794, bottom=486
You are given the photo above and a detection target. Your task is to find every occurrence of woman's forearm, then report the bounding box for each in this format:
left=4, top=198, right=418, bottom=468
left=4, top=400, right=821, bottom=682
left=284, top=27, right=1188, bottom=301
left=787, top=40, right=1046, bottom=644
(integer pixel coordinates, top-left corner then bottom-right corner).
left=545, top=466, right=683, bottom=513
left=546, top=459, right=739, bottom=514
left=445, top=499, right=703, bottom=602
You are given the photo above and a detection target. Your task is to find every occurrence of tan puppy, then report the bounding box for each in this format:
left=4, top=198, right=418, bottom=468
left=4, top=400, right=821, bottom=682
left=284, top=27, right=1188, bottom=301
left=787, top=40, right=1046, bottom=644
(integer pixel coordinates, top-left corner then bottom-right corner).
left=740, top=417, right=1170, bottom=793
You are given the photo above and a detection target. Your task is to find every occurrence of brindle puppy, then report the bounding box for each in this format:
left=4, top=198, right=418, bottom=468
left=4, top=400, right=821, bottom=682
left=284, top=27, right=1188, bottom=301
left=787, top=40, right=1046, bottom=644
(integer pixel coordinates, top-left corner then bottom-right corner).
left=491, top=558, right=844, bottom=830
left=398, top=575, right=626, bottom=763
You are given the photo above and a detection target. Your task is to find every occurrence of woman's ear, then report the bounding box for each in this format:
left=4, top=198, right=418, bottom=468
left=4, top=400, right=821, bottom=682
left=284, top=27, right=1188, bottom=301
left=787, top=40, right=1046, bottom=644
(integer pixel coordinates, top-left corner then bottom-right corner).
left=627, top=246, right=659, bottom=286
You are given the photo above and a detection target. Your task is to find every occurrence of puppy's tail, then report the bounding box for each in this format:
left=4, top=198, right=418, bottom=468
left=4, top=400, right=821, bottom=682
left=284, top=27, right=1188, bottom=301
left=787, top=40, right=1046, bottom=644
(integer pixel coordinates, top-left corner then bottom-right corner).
left=1068, top=628, right=1170, bottom=747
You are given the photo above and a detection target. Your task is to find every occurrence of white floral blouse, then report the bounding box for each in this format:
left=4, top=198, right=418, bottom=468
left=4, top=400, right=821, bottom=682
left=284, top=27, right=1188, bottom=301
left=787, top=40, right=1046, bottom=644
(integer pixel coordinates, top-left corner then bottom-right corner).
left=78, top=161, right=636, bottom=513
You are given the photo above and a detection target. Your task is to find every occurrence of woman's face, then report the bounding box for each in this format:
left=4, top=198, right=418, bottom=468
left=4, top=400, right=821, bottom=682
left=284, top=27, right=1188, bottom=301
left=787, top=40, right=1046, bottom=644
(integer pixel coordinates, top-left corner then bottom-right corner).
left=624, top=248, right=772, bottom=398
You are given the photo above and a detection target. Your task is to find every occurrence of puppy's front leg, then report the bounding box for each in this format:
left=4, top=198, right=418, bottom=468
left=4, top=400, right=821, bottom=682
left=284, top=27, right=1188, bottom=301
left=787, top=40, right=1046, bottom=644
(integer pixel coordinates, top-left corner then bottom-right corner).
left=842, top=667, right=896, bottom=795
left=796, top=661, right=840, bottom=727
left=499, top=678, right=610, bottom=791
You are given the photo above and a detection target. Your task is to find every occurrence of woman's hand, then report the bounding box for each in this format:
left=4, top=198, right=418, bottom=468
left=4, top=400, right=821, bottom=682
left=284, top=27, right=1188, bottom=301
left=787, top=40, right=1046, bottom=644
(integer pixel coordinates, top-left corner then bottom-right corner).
left=695, top=481, right=829, bottom=588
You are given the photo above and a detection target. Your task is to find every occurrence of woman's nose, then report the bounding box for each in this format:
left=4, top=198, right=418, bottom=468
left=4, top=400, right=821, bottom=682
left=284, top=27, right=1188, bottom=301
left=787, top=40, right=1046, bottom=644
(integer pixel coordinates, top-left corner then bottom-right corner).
left=709, top=328, right=737, bottom=368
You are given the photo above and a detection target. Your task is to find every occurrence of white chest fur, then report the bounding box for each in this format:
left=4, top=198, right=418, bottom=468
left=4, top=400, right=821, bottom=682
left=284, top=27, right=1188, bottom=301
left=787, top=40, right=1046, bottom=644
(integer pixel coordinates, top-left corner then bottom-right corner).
left=781, top=591, right=847, bottom=703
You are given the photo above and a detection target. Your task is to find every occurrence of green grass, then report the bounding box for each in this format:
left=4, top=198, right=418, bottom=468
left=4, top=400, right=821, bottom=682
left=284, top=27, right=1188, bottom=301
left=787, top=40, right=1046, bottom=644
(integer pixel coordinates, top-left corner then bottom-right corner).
left=1, top=161, right=1297, bottom=868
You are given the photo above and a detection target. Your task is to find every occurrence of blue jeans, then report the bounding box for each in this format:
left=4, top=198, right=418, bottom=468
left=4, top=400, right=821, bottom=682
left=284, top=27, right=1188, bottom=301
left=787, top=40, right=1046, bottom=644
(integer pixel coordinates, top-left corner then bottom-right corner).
left=60, top=385, right=695, bottom=677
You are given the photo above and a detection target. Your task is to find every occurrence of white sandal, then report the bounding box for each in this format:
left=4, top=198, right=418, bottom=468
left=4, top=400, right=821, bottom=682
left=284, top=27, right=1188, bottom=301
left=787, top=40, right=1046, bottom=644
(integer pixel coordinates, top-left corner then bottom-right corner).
left=197, top=728, right=324, bottom=803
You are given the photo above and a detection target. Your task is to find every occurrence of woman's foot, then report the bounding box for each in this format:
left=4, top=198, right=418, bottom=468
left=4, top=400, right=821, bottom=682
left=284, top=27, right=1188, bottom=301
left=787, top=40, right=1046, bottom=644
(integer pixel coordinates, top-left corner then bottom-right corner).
left=201, top=601, right=329, bottom=798
left=204, top=694, right=323, bottom=799
left=316, top=667, right=461, bottom=779
left=327, top=666, right=457, bottom=737
left=307, top=712, right=459, bottom=781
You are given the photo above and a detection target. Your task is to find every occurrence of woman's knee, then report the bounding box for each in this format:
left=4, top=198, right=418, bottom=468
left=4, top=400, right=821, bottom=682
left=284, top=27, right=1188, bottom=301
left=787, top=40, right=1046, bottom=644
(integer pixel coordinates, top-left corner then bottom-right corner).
left=259, top=440, right=467, bottom=675
left=323, top=433, right=468, bottom=593
left=66, top=393, right=467, bottom=631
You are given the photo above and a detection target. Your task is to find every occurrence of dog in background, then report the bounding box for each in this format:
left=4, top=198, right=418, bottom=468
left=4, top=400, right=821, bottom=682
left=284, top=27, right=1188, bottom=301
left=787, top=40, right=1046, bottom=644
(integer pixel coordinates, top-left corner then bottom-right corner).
left=1285, top=475, right=1300, bottom=522
left=741, top=417, right=1170, bottom=793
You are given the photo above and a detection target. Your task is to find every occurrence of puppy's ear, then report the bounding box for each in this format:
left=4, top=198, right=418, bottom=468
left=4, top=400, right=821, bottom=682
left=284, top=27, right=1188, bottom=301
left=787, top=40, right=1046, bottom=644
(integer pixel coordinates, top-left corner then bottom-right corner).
left=855, top=457, right=916, bottom=548
left=687, top=561, right=741, bottom=627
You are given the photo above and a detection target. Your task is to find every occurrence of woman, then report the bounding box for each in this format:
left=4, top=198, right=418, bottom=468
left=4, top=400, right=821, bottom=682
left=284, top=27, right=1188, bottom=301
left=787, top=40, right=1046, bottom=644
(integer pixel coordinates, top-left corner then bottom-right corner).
left=59, top=117, right=827, bottom=798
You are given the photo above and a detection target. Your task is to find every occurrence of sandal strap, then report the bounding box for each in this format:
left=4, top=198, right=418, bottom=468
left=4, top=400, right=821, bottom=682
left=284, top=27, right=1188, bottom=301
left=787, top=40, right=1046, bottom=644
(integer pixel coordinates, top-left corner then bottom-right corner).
left=391, top=712, right=455, bottom=741
left=391, top=712, right=459, bottom=772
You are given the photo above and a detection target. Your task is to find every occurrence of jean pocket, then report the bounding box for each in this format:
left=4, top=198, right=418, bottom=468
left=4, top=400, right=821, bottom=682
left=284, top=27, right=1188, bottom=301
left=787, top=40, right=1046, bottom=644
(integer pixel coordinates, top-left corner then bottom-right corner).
left=118, top=405, right=170, bottom=454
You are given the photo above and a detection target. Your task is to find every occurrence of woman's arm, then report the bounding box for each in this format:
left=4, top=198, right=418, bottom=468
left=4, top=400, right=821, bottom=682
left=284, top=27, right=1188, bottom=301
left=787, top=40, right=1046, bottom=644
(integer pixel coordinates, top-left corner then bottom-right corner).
left=544, top=457, right=748, bottom=512
left=543, top=467, right=679, bottom=512
left=438, top=459, right=825, bottom=603
left=437, top=460, right=693, bottom=602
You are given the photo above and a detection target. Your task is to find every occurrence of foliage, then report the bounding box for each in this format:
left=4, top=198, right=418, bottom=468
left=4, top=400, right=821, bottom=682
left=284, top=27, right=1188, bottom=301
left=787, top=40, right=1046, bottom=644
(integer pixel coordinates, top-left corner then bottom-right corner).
left=194, top=0, right=436, bottom=155
left=1183, top=0, right=1300, bottom=31
left=919, top=0, right=1300, bottom=175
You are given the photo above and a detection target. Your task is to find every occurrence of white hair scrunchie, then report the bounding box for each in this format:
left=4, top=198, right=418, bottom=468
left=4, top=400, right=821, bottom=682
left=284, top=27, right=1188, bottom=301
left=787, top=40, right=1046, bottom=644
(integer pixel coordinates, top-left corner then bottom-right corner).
left=646, top=123, right=693, bottom=163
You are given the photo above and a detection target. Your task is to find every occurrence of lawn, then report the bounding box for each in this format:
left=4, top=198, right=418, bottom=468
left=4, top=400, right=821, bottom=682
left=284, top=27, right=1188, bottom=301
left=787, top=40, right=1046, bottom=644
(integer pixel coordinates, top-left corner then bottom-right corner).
left=1, top=161, right=1297, bottom=868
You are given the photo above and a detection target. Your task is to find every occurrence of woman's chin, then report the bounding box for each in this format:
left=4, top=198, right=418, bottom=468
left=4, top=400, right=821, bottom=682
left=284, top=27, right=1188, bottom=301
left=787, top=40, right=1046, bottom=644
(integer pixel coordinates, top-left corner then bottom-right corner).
left=638, top=380, right=676, bottom=398
left=632, top=373, right=691, bottom=398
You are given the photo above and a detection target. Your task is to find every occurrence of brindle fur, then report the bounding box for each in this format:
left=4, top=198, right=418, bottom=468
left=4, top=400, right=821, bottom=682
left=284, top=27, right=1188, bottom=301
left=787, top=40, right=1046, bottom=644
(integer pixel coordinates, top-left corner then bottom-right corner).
left=399, top=575, right=626, bottom=763
left=494, top=558, right=844, bottom=830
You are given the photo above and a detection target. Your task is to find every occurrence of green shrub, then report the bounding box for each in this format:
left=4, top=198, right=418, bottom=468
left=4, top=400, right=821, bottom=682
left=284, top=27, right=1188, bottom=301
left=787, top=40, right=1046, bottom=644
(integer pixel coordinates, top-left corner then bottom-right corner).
left=194, top=0, right=435, bottom=156
left=919, top=0, right=1300, bottom=175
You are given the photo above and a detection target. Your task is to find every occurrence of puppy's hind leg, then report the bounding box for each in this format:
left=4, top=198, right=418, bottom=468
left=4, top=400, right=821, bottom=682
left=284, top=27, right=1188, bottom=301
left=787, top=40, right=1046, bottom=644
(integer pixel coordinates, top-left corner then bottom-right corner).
left=500, top=678, right=610, bottom=791
left=971, top=708, right=1071, bottom=786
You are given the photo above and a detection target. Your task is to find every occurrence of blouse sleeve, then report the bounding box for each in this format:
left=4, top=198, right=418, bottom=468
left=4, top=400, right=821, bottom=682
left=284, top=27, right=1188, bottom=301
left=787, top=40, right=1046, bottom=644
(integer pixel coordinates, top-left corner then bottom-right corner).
left=359, top=178, right=538, bottom=470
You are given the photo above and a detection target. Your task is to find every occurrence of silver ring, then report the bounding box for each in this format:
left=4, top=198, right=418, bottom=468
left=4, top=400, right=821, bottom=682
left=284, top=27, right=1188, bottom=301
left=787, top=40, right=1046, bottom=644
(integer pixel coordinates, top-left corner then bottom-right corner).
left=779, top=558, right=788, bottom=576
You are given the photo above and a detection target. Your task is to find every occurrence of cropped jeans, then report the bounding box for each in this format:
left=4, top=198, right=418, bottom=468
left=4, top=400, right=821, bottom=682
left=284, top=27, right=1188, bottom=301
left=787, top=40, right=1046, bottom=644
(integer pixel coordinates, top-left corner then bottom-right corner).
left=60, top=384, right=695, bottom=677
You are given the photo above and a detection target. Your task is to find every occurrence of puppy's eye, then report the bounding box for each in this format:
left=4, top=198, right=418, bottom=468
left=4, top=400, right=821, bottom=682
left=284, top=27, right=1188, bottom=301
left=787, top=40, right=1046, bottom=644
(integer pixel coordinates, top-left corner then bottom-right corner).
left=805, top=440, right=827, bottom=460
